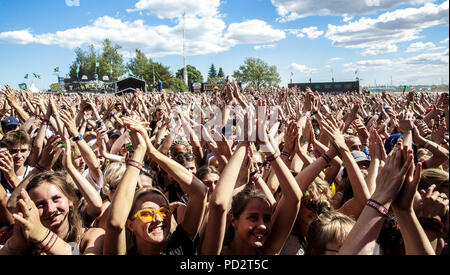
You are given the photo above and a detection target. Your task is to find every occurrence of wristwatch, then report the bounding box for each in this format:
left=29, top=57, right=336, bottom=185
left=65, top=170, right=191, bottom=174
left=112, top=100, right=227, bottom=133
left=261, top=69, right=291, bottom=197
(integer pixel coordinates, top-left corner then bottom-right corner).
left=72, top=134, right=83, bottom=142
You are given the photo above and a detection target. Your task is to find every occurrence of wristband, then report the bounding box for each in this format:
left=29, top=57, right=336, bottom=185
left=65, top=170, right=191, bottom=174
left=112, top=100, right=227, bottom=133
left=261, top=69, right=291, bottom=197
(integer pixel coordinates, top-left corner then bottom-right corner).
left=321, top=153, right=332, bottom=164
left=42, top=232, right=57, bottom=253
left=266, top=152, right=280, bottom=162
left=33, top=229, right=51, bottom=244
left=418, top=217, right=445, bottom=234
left=366, top=199, right=389, bottom=217
left=127, top=160, right=143, bottom=171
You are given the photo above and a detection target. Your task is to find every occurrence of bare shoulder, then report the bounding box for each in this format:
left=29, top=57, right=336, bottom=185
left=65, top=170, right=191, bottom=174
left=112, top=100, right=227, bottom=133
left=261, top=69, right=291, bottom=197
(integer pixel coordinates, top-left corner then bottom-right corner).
left=80, top=227, right=106, bottom=255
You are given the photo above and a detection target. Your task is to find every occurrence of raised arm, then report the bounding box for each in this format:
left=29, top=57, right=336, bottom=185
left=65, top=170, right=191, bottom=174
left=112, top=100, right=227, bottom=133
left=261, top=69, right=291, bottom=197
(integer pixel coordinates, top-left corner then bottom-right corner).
left=321, top=114, right=370, bottom=219
left=127, top=118, right=208, bottom=240
left=59, top=108, right=103, bottom=190
left=201, top=141, right=249, bottom=255
left=103, top=124, right=147, bottom=255
left=61, top=136, right=103, bottom=225
left=339, top=145, right=413, bottom=255
left=392, top=162, right=435, bottom=255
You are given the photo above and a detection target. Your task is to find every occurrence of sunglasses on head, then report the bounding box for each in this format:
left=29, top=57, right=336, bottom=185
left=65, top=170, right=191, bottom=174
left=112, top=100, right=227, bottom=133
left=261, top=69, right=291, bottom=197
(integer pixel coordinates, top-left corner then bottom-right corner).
left=174, top=153, right=195, bottom=163
left=132, top=206, right=175, bottom=223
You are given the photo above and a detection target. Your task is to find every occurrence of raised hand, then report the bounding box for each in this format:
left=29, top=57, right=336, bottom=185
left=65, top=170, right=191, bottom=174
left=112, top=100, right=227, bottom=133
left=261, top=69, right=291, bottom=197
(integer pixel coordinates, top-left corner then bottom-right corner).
left=283, top=120, right=298, bottom=154
left=59, top=109, right=79, bottom=139
left=320, top=114, right=347, bottom=152
left=12, top=189, right=49, bottom=244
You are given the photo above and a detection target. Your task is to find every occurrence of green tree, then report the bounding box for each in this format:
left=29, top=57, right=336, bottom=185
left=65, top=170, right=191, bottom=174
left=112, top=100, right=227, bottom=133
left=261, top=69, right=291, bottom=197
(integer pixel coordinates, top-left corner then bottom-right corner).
left=217, top=67, right=225, bottom=78
left=207, top=64, right=217, bottom=81
left=176, top=65, right=204, bottom=91
left=69, top=39, right=126, bottom=81
left=127, top=49, right=151, bottom=80
left=232, top=57, right=281, bottom=88
left=166, top=77, right=188, bottom=92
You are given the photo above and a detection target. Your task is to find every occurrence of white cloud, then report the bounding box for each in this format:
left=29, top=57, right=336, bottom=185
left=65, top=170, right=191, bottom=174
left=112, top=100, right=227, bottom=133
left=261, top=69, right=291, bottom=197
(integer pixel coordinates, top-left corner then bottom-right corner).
left=403, top=48, right=449, bottom=65
left=343, top=15, right=354, bottom=22
left=254, top=44, right=276, bottom=50
left=0, top=15, right=285, bottom=58
left=289, top=63, right=316, bottom=74
left=271, top=0, right=436, bottom=22
left=292, top=26, right=324, bottom=39
left=126, top=0, right=220, bottom=19
left=224, top=20, right=286, bottom=45
left=65, top=0, right=80, bottom=7
left=406, top=41, right=436, bottom=52
left=343, top=48, right=448, bottom=73
left=325, top=1, right=449, bottom=56
left=440, top=37, right=449, bottom=44
left=300, top=26, right=324, bottom=39
left=0, top=29, right=35, bottom=44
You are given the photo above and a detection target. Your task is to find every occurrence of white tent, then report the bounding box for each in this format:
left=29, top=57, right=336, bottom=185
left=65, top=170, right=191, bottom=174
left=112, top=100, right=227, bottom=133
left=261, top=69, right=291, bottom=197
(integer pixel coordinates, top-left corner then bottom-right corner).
left=29, top=83, right=40, bottom=93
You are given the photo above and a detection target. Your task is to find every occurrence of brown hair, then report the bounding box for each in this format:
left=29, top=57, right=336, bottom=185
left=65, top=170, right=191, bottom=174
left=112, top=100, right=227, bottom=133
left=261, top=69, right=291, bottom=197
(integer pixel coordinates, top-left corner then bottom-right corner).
left=224, top=185, right=272, bottom=246
left=196, top=165, right=220, bottom=181
left=26, top=171, right=83, bottom=244
left=128, top=186, right=170, bottom=220
left=0, top=130, right=31, bottom=147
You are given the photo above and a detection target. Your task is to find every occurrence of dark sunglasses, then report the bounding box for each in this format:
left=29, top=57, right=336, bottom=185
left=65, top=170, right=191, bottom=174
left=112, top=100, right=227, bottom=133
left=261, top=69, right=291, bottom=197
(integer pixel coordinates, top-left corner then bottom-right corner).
left=174, top=153, right=195, bottom=163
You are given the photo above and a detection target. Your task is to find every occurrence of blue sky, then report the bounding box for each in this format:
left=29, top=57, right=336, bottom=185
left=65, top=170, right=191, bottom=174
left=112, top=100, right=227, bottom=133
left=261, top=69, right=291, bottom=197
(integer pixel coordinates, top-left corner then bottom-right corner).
left=0, top=0, right=448, bottom=90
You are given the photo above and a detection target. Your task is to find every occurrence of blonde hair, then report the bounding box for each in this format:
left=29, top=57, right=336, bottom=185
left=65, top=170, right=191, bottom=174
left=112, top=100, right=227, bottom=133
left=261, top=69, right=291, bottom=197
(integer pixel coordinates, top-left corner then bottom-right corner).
left=102, top=162, right=127, bottom=197
left=69, top=139, right=81, bottom=159
left=306, top=211, right=355, bottom=254
left=303, top=177, right=333, bottom=204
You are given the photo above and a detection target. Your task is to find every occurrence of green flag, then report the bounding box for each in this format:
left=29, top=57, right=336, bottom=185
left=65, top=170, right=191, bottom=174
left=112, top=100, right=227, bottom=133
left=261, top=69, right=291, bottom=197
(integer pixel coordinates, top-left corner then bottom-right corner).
left=54, top=67, right=60, bottom=73
left=76, top=66, right=80, bottom=74
left=24, top=74, right=29, bottom=79
left=33, top=73, right=41, bottom=79
left=129, top=70, right=134, bottom=76
left=96, top=62, right=100, bottom=67
left=18, top=83, right=27, bottom=90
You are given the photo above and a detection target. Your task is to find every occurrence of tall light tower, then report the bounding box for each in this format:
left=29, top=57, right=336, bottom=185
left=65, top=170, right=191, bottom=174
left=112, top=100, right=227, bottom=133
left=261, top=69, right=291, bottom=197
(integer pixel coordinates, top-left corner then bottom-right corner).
left=183, top=12, right=188, bottom=87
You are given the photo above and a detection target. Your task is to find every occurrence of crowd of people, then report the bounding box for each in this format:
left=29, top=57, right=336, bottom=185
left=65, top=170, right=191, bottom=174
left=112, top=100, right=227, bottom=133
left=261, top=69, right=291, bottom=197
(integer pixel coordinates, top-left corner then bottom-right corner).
left=0, top=81, right=448, bottom=255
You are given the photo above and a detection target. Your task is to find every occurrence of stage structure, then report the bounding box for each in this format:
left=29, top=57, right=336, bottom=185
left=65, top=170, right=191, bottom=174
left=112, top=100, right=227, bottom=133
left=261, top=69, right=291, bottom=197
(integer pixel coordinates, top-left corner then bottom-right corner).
left=114, top=76, right=147, bottom=95
left=288, top=80, right=359, bottom=94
